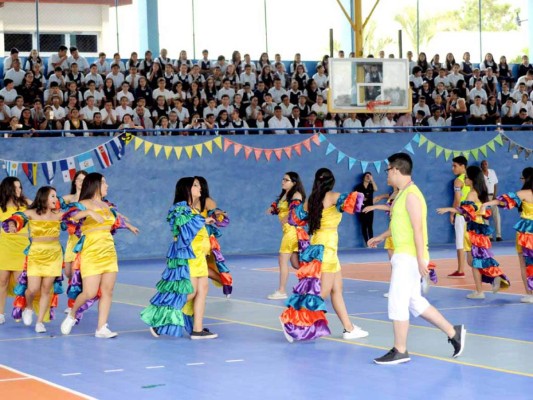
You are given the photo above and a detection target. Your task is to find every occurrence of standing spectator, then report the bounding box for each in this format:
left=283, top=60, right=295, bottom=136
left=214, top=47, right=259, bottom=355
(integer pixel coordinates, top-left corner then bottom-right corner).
left=517, top=55, right=532, bottom=79
left=416, top=52, right=429, bottom=73
left=498, top=56, right=514, bottom=88
left=355, top=172, right=378, bottom=246
left=460, top=52, right=473, bottom=82
left=480, top=160, right=502, bottom=241
left=480, top=53, right=498, bottom=75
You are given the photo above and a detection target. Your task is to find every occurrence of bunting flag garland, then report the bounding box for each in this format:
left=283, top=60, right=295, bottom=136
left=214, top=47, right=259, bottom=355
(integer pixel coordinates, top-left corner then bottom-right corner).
left=94, top=144, right=113, bottom=169
left=42, top=161, right=56, bottom=184
left=416, top=133, right=504, bottom=161
left=499, top=131, right=533, bottom=159
left=5, top=161, right=18, bottom=177
left=320, top=133, right=419, bottom=172
left=77, top=152, right=96, bottom=173
left=22, top=163, right=38, bottom=185
left=60, top=157, right=76, bottom=182
left=129, top=136, right=223, bottom=160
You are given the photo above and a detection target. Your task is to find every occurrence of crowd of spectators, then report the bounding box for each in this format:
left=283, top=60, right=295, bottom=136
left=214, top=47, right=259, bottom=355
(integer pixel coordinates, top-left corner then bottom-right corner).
left=1, top=46, right=533, bottom=137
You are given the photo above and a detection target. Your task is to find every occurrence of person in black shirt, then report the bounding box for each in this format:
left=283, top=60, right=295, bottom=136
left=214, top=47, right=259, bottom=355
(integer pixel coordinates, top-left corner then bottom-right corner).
left=355, top=172, right=378, bottom=246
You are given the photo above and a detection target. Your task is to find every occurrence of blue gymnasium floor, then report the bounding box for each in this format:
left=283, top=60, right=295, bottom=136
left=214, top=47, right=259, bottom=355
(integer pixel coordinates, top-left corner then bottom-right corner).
left=0, top=244, right=531, bottom=400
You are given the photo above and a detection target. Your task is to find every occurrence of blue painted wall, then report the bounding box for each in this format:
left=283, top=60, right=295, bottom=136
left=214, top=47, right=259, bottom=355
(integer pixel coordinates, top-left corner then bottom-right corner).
left=0, top=132, right=530, bottom=259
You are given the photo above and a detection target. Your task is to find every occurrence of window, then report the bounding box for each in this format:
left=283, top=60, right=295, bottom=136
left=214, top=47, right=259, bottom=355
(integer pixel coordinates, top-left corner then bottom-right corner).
left=39, top=34, right=64, bottom=53
left=70, top=35, right=98, bottom=53
left=4, top=33, right=32, bottom=52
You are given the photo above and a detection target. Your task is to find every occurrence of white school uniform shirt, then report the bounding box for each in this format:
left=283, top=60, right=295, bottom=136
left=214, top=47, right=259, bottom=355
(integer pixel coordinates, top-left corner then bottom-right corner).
left=267, top=116, right=292, bottom=134
left=483, top=169, right=498, bottom=195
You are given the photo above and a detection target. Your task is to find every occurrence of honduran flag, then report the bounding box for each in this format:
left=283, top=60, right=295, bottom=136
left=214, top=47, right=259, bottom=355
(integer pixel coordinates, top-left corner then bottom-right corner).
left=109, top=136, right=125, bottom=160
left=42, top=161, right=56, bottom=184
left=22, top=163, right=38, bottom=186
left=60, top=157, right=76, bottom=182
left=77, top=152, right=96, bottom=173
left=94, top=144, right=113, bottom=169
left=5, top=161, right=18, bottom=177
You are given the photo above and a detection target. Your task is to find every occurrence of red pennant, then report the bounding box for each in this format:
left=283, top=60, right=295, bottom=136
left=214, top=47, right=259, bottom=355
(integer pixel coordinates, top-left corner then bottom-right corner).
left=233, top=143, right=243, bottom=156
left=293, top=143, right=302, bottom=156
left=274, top=149, right=283, bottom=160
left=254, top=149, right=263, bottom=160
left=311, top=134, right=321, bottom=145
left=264, top=149, right=273, bottom=161
left=283, top=147, right=292, bottom=159
left=223, top=138, right=232, bottom=152
left=244, top=146, right=252, bottom=159
left=302, top=139, right=312, bottom=152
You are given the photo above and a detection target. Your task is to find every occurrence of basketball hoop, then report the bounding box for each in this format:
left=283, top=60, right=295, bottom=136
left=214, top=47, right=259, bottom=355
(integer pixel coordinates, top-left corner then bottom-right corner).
left=366, top=100, right=392, bottom=123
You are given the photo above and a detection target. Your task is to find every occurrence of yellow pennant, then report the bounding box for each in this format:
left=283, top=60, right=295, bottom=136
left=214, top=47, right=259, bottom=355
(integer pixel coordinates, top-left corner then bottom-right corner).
left=144, top=141, right=153, bottom=154
left=204, top=140, right=213, bottom=154
left=164, top=145, right=173, bottom=159
left=153, top=144, right=163, bottom=158
left=134, top=137, right=143, bottom=150
left=175, top=146, right=183, bottom=160
left=194, top=144, right=203, bottom=157
left=213, top=136, right=222, bottom=149
left=185, top=146, right=194, bottom=159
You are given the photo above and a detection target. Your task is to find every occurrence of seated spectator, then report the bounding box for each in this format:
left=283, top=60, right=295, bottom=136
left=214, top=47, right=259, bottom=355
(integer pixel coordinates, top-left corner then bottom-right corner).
left=106, top=63, right=125, bottom=89
left=5, top=59, right=26, bottom=87
left=217, top=79, right=236, bottom=102
left=116, top=96, right=134, bottom=121
left=516, top=70, right=533, bottom=90
left=364, top=114, right=382, bottom=133
left=154, top=115, right=172, bottom=136
left=517, top=55, right=533, bottom=79
left=223, top=64, right=240, bottom=88
left=432, top=82, right=448, bottom=103
left=380, top=113, right=396, bottom=133
left=175, top=50, right=193, bottom=72
left=84, top=64, right=104, bottom=89
left=511, top=82, right=528, bottom=102
left=80, top=95, right=100, bottom=123
left=514, top=108, right=533, bottom=129
left=468, top=68, right=481, bottom=88
left=303, top=79, right=321, bottom=105
left=287, top=79, right=302, bottom=105
left=323, top=113, right=339, bottom=134
left=500, top=98, right=519, bottom=125
left=448, top=63, right=463, bottom=88
left=268, top=78, right=287, bottom=104
left=18, top=72, right=42, bottom=107
left=418, top=81, right=433, bottom=106
left=116, top=81, right=135, bottom=106
left=10, top=95, right=25, bottom=119
left=273, top=62, right=291, bottom=90
left=480, top=52, right=498, bottom=76
left=267, top=106, right=291, bottom=134
left=238, top=82, right=255, bottom=108
left=433, top=68, right=450, bottom=90
left=279, top=95, right=294, bottom=118
left=203, top=113, right=218, bottom=135
left=118, top=114, right=143, bottom=134
left=292, top=64, right=308, bottom=91
left=460, top=51, right=473, bottom=82
left=469, top=79, right=488, bottom=103
left=295, top=94, right=310, bottom=120
left=412, top=96, right=430, bottom=117
left=312, top=64, right=329, bottom=90
left=63, top=81, right=83, bottom=106
left=409, top=66, right=424, bottom=90
left=88, top=112, right=107, bottom=136
left=31, top=63, right=47, bottom=90
left=469, top=96, right=488, bottom=125
left=47, top=45, right=69, bottom=76
left=125, top=51, right=141, bottom=71
left=229, top=109, right=249, bottom=135
left=497, top=56, right=513, bottom=87
left=100, top=100, right=118, bottom=129
left=517, top=93, right=533, bottom=118
left=47, top=66, right=67, bottom=90
left=343, top=113, right=363, bottom=133
left=4, top=116, right=31, bottom=138
left=427, top=107, right=446, bottom=131
left=134, top=76, right=153, bottom=107
left=486, top=95, right=500, bottom=125
left=66, top=63, right=84, bottom=88
left=187, top=81, right=206, bottom=105
left=0, top=96, right=12, bottom=129
left=96, top=52, right=110, bottom=76
left=396, top=112, right=413, bottom=130
left=125, top=66, right=141, bottom=90
left=303, top=111, right=323, bottom=134
left=163, top=63, right=178, bottom=90
left=261, top=93, right=276, bottom=119
left=214, top=55, right=229, bottom=74
left=30, top=98, right=46, bottom=127
left=311, top=94, right=328, bottom=120
left=111, top=53, right=126, bottom=73
left=19, top=107, right=37, bottom=131
left=198, top=49, right=212, bottom=77
left=3, top=47, right=20, bottom=73
left=43, top=82, right=62, bottom=105
left=288, top=107, right=305, bottom=133
left=412, top=110, right=429, bottom=131
left=152, top=77, right=173, bottom=104
left=39, top=105, right=62, bottom=136
left=203, top=98, right=218, bottom=119
left=84, top=80, right=104, bottom=107
left=50, top=95, right=66, bottom=127
left=171, top=82, right=187, bottom=103
left=68, top=46, right=90, bottom=74
left=147, top=62, right=163, bottom=89
left=482, top=67, right=498, bottom=97
left=217, top=110, right=231, bottom=131
left=102, top=78, right=116, bottom=107
left=64, top=108, right=89, bottom=137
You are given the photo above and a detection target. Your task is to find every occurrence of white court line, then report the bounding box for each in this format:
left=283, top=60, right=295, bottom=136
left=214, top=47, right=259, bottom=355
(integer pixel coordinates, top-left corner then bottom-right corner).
left=103, top=369, right=124, bottom=373
left=186, top=363, right=205, bottom=366
left=0, top=377, right=32, bottom=382
left=61, top=373, right=82, bottom=377
left=225, top=359, right=244, bottom=363
left=0, top=364, right=96, bottom=399
left=145, top=366, right=165, bottom=369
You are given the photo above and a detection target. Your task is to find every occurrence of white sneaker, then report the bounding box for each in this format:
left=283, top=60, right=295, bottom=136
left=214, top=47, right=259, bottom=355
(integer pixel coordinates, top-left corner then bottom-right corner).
left=149, top=327, right=160, bottom=338
left=0, top=314, right=5, bottom=325
left=95, top=323, right=118, bottom=339
left=520, top=295, right=533, bottom=303
left=342, top=323, right=369, bottom=339
left=421, top=275, right=430, bottom=295
left=466, top=291, right=485, bottom=299
left=64, top=307, right=71, bottom=314
left=267, top=291, right=288, bottom=300
left=383, top=292, right=389, bottom=298
left=35, top=322, right=46, bottom=333
left=22, top=309, right=33, bottom=326
left=61, top=314, right=76, bottom=335
left=491, top=277, right=501, bottom=294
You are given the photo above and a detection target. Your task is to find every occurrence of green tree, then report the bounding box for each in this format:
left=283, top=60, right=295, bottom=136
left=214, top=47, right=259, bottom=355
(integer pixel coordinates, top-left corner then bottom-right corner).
left=363, top=20, right=393, bottom=57
left=394, top=7, right=438, bottom=53
left=446, top=0, right=519, bottom=31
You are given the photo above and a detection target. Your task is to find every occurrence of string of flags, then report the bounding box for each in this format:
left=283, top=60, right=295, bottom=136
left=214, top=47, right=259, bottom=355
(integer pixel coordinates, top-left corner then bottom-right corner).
left=222, top=135, right=321, bottom=161
left=417, top=133, right=503, bottom=161
left=499, top=131, right=532, bottom=159
left=130, top=135, right=223, bottom=159
left=2, top=134, right=126, bottom=185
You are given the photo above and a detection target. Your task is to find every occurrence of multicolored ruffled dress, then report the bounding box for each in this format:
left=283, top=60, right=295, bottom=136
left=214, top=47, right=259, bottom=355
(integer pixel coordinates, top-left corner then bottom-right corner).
left=202, top=208, right=233, bottom=296
left=496, top=193, right=533, bottom=291
left=0, top=206, right=29, bottom=295
left=57, top=197, right=78, bottom=265
left=459, top=200, right=510, bottom=290
left=270, top=199, right=298, bottom=254
left=140, top=202, right=207, bottom=337
left=62, top=200, right=127, bottom=322
left=280, top=192, right=362, bottom=341
left=2, top=213, right=64, bottom=321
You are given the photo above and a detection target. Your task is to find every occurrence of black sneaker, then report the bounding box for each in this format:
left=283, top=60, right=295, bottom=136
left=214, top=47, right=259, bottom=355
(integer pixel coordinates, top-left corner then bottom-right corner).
left=373, top=348, right=410, bottom=365
left=448, top=324, right=466, bottom=358
left=190, top=328, right=218, bottom=340
left=496, top=237, right=503, bottom=242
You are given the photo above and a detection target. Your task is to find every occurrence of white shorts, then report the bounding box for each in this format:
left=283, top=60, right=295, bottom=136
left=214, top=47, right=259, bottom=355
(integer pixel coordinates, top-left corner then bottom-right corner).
left=388, top=253, right=431, bottom=321
left=454, top=215, right=466, bottom=250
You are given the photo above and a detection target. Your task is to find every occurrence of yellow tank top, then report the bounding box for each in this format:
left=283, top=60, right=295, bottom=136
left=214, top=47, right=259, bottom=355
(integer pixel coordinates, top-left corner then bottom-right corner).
left=390, top=184, right=429, bottom=260
left=0, top=206, right=29, bottom=235
left=28, top=220, right=61, bottom=239
left=457, top=173, right=471, bottom=202
left=521, top=201, right=533, bottom=220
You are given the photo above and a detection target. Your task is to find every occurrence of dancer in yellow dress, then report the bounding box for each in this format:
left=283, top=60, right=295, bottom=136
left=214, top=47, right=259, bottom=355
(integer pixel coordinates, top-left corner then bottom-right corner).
left=267, top=172, right=306, bottom=300
left=280, top=168, right=368, bottom=342
left=60, top=173, right=139, bottom=338
left=0, top=177, right=30, bottom=325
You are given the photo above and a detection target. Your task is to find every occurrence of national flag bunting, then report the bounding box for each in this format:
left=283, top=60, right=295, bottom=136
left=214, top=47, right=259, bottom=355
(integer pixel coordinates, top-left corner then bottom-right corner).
left=109, top=136, right=125, bottom=160
left=77, top=152, right=96, bottom=173
left=41, top=161, right=56, bottom=184
left=94, top=144, right=113, bottom=168
left=5, top=161, right=18, bottom=177
left=59, top=157, right=76, bottom=182
left=22, top=163, right=38, bottom=185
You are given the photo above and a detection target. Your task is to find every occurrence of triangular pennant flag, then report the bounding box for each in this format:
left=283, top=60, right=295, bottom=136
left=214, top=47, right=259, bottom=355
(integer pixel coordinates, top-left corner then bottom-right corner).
left=487, top=140, right=496, bottom=152
left=264, top=149, right=273, bottom=161
left=418, top=135, right=427, bottom=147
left=348, top=158, right=357, bottom=170
left=479, top=145, right=488, bottom=157
left=361, top=161, right=368, bottom=172
left=233, top=143, right=243, bottom=156
left=41, top=161, right=56, bottom=184
left=435, top=145, right=444, bottom=158
left=426, top=141, right=435, bottom=153
left=326, top=143, right=336, bottom=155
left=194, top=143, right=203, bottom=157
left=174, top=146, right=183, bottom=160
left=500, top=134, right=510, bottom=143
left=204, top=140, right=213, bottom=154
left=525, top=149, right=532, bottom=159
left=302, top=139, right=312, bottom=152
left=153, top=144, right=163, bottom=158
left=337, top=151, right=346, bottom=163
left=244, top=146, right=253, bottom=160
left=318, top=133, right=327, bottom=143
left=444, top=149, right=452, bottom=160
left=94, top=145, right=113, bottom=169
left=164, top=145, right=173, bottom=159
left=516, top=146, right=524, bottom=156
left=185, top=146, right=194, bottom=158
left=134, top=137, right=143, bottom=150
left=22, top=163, right=38, bottom=185
left=412, top=133, right=420, bottom=144
left=453, top=151, right=461, bottom=158
left=254, top=148, right=263, bottom=161
left=283, top=147, right=292, bottom=159
left=213, top=136, right=223, bottom=149
left=109, top=136, right=125, bottom=160
left=311, top=134, right=321, bottom=145
left=77, top=152, right=96, bottom=173
left=508, top=142, right=516, bottom=152
left=373, top=160, right=382, bottom=173
left=404, top=142, right=414, bottom=154
left=471, top=148, right=479, bottom=160
left=274, top=149, right=283, bottom=160
left=462, top=151, right=470, bottom=160
left=223, top=138, right=232, bottom=152
left=144, top=141, right=153, bottom=155
left=493, top=134, right=503, bottom=145
left=293, top=143, right=302, bottom=156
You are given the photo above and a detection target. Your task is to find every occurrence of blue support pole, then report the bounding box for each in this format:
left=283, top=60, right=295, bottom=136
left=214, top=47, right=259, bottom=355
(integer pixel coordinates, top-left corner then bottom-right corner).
left=137, top=0, right=160, bottom=55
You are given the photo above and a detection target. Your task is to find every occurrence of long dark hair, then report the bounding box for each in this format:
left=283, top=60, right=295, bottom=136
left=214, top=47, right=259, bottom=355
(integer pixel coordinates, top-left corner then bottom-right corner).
left=27, top=186, right=56, bottom=215
left=70, top=170, right=88, bottom=195
left=308, top=168, right=335, bottom=235
left=174, top=177, right=195, bottom=205
left=466, top=166, right=488, bottom=203
left=522, top=167, right=533, bottom=191
left=277, top=171, right=306, bottom=204
left=0, top=177, right=28, bottom=212
left=79, top=172, right=104, bottom=201
left=195, top=176, right=210, bottom=212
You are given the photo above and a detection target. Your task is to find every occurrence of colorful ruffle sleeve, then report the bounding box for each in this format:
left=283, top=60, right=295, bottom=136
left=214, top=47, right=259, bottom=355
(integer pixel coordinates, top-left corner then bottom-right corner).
left=140, top=201, right=206, bottom=337
left=205, top=208, right=233, bottom=296
left=458, top=201, right=510, bottom=289
left=336, top=191, right=364, bottom=214
left=496, top=192, right=533, bottom=291
left=281, top=200, right=331, bottom=341
left=269, top=201, right=280, bottom=215
left=1, top=211, right=29, bottom=233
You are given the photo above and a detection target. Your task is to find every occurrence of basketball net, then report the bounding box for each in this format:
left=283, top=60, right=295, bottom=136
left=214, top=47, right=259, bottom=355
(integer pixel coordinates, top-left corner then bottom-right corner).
left=366, top=100, right=392, bottom=122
